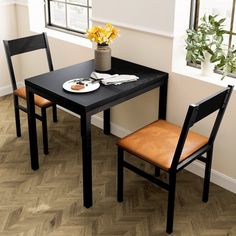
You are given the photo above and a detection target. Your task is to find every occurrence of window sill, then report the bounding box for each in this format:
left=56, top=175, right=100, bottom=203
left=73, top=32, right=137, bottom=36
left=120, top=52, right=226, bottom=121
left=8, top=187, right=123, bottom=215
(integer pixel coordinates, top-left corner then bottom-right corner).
left=41, top=27, right=92, bottom=49
left=172, top=66, right=236, bottom=89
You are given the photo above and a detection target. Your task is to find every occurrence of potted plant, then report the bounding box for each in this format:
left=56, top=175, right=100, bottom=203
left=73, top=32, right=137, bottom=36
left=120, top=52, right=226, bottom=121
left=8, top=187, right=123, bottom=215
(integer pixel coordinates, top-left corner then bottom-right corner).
left=87, top=23, right=119, bottom=72
left=185, top=14, right=236, bottom=78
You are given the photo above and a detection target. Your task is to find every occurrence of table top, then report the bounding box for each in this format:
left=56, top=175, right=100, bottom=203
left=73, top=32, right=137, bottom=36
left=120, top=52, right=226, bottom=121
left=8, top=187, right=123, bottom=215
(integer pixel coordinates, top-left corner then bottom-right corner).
left=25, top=57, right=168, bottom=114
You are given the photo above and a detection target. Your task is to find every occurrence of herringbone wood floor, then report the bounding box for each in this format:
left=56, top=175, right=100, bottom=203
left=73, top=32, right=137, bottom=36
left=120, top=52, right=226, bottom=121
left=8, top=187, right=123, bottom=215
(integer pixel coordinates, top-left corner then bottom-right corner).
left=0, top=95, right=236, bottom=236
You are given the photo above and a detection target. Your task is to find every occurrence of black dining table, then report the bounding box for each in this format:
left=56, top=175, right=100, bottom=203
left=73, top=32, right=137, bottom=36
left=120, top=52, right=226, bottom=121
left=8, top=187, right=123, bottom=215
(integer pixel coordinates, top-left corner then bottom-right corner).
left=25, top=57, right=168, bottom=208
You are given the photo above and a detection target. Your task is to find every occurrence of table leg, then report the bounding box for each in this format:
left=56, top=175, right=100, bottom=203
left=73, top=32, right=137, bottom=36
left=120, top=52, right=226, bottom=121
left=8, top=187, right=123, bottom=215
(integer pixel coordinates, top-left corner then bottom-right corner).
left=156, top=77, right=168, bottom=175
left=26, top=86, right=39, bottom=170
left=158, top=77, right=168, bottom=120
left=81, top=113, right=93, bottom=208
left=103, top=109, right=111, bottom=135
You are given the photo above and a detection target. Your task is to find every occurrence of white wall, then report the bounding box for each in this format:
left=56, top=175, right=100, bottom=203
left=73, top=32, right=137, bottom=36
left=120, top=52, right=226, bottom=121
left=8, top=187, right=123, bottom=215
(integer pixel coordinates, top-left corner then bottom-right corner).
left=1, top=1, right=235, bottom=192
left=0, top=3, right=19, bottom=95
left=92, top=0, right=175, bottom=37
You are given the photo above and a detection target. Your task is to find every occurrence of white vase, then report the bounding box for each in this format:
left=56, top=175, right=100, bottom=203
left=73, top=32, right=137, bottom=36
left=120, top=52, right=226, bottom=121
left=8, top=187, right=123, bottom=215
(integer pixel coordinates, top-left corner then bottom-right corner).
left=201, top=52, right=214, bottom=76
left=94, top=44, right=111, bottom=72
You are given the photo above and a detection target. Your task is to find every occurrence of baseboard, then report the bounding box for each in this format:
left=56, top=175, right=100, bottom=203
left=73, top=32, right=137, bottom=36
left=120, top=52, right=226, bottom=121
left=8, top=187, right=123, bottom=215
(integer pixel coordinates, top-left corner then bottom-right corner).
left=90, top=114, right=131, bottom=138
left=0, top=82, right=24, bottom=97
left=0, top=85, right=14, bottom=96
left=185, top=162, right=236, bottom=194
left=57, top=106, right=131, bottom=138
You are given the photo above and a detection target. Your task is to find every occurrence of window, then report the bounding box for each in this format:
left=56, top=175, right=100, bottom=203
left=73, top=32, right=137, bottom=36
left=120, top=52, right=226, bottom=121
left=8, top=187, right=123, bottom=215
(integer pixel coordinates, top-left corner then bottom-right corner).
left=191, top=0, right=236, bottom=48
left=45, top=0, right=92, bottom=36
left=189, top=0, right=236, bottom=76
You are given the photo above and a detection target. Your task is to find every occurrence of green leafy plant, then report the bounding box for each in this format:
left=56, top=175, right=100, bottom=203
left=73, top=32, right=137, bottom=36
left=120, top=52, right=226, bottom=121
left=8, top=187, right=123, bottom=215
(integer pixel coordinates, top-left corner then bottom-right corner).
left=185, top=14, right=236, bottom=79
left=215, top=45, right=236, bottom=79
left=186, top=15, right=225, bottom=64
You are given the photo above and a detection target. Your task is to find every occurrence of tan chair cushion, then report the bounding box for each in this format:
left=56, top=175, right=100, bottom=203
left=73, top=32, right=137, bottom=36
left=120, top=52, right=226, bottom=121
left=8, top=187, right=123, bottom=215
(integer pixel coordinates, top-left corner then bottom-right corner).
left=14, top=87, right=53, bottom=108
left=116, top=120, right=208, bottom=171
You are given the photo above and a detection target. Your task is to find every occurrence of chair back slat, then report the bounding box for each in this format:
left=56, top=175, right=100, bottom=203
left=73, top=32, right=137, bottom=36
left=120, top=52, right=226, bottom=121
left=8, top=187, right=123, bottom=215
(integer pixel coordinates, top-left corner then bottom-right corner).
left=171, top=85, right=233, bottom=170
left=5, top=33, right=46, bottom=56
left=194, top=89, right=229, bottom=123
left=3, top=32, right=53, bottom=91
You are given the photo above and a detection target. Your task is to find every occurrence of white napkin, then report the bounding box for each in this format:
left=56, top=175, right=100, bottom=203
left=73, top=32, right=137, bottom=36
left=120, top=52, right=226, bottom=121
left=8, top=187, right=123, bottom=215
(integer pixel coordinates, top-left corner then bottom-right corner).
left=90, top=72, right=139, bottom=85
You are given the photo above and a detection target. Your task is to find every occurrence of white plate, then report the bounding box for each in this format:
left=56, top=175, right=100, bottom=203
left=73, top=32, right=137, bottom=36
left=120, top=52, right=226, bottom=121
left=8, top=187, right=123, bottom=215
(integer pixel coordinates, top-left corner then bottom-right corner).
left=63, top=78, right=100, bottom=93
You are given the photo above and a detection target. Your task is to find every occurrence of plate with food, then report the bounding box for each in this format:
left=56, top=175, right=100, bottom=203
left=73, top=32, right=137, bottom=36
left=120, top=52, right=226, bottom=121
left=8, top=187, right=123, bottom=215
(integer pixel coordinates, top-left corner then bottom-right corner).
left=62, top=78, right=100, bottom=93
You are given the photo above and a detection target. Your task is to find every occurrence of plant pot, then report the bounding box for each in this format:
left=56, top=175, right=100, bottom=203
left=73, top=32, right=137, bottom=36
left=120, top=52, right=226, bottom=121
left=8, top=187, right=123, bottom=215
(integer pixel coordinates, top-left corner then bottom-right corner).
left=201, top=52, right=215, bottom=76
left=95, top=45, right=111, bottom=72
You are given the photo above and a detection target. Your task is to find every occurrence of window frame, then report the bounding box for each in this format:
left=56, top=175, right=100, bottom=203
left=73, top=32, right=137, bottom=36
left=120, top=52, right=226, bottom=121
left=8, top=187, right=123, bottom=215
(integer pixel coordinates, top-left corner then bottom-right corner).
left=190, top=0, right=236, bottom=47
left=44, top=0, right=92, bottom=37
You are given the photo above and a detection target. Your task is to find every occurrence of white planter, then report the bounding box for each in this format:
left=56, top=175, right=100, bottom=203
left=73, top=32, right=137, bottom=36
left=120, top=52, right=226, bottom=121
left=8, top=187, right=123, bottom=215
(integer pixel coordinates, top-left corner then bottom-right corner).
left=201, top=52, right=215, bottom=76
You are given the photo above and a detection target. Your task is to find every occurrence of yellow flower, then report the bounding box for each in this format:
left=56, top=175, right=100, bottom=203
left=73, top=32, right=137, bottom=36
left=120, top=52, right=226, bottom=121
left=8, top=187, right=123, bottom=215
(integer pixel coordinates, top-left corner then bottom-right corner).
left=86, top=23, right=119, bottom=45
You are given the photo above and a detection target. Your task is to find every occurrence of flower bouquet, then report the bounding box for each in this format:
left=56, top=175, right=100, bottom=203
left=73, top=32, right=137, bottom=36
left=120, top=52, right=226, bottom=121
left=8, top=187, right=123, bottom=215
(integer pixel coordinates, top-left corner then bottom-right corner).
left=87, top=23, right=119, bottom=71
left=87, top=23, right=119, bottom=46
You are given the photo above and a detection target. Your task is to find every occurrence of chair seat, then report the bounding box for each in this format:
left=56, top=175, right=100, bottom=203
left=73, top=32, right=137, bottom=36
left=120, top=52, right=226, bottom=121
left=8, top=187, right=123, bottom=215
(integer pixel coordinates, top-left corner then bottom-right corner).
left=116, top=120, right=208, bottom=171
left=14, top=87, right=53, bottom=108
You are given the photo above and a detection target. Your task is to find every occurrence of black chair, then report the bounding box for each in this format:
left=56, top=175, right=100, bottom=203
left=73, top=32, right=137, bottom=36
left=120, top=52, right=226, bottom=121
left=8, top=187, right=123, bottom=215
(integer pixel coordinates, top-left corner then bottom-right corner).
left=116, top=85, right=233, bottom=234
left=3, top=32, right=57, bottom=155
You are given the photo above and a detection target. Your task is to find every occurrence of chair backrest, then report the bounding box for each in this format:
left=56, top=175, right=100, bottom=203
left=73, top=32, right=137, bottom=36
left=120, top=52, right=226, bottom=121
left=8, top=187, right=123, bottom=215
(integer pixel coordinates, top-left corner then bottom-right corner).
left=171, top=85, right=234, bottom=170
left=3, top=32, right=53, bottom=91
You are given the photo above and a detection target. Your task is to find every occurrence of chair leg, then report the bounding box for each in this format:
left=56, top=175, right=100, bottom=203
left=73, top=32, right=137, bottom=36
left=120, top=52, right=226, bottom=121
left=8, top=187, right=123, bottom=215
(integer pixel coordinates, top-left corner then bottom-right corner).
left=52, top=104, right=57, bottom=123
left=202, top=149, right=213, bottom=202
left=117, top=147, right=124, bottom=202
left=155, top=167, right=161, bottom=177
left=13, top=95, right=21, bottom=137
left=166, top=173, right=176, bottom=234
left=41, top=108, right=49, bottom=155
